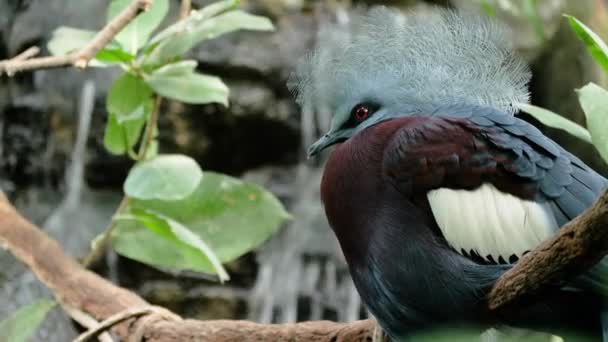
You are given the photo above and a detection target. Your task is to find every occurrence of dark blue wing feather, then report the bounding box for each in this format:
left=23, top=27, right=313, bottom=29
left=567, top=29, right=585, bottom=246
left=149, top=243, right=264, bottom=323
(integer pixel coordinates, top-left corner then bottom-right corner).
left=435, top=105, right=607, bottom=225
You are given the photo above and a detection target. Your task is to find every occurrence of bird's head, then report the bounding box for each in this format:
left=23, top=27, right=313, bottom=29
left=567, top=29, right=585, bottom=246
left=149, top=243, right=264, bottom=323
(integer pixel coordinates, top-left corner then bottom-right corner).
left=289, top=7, right=531, bottom=157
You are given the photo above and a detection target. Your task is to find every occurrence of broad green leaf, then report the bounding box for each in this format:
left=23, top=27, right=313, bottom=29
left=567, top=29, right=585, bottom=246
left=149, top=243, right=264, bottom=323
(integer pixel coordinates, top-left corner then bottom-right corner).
left=152, top=60, right=198, bottom=76
left=197, top=0, right=241, bottom=20
left=112, top=172, right=289, bottom=275
left=147, top=0, right=239, bottom=47
left=124, top=154, right=203, bottom=200
left=146, top=71, right=229, bottom=105
left=95, top=48, right=134, bottom=63
left=566, top=15, right=608, bottom=73
left=107, top=73, right=153, bottom=123
left=103, top=111, right=146, bottom=155
left=108, top=0, right=169, bottom=54
left=0, top=299, right=56, bottom=342
left=47, top=27, right=122, bottom=67
left=48, top=27, right=96, bottom=56
left=129, top=208, right=229, bottom=281
left=516, top=102, right=592, bottom=143
left=147, top=10, right=273, bottom=64
left=576, top=83, right=608, bottom=162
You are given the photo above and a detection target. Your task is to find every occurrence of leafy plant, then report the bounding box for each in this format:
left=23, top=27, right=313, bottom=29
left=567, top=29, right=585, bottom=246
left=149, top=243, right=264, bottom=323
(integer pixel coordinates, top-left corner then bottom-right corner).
left=113, top=172, right=289, bottom=279
left=0, top=299, right=56, bottom=342
left=48, top=0, right=287, bottom=281
left=475, top=0, right=545, bottom=40
left=566, top=15, right=608, bottom=73
left=520, top=14, right=608, bottom=163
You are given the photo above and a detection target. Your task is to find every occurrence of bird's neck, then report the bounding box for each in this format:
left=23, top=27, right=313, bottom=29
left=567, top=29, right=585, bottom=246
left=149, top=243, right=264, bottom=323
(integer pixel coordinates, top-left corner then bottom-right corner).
left=320, top=125, right=467, bottom=336
left=320, top=120, right=438, bottom=266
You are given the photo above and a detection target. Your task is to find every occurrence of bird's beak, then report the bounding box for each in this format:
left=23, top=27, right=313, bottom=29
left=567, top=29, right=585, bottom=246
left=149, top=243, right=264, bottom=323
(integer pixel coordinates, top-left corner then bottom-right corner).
left=307, top=133, right=340, bottom=158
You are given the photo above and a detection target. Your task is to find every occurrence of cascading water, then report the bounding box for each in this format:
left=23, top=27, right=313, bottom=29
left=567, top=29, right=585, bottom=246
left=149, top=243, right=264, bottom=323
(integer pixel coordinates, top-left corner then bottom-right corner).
left=247, top=8, right=365, bottom=323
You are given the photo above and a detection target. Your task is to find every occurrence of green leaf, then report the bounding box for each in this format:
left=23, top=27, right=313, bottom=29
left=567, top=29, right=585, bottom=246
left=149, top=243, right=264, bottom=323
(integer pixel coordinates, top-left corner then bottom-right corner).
left=146, top=71, right=229, bottom=105
left=95, top=48, right=134, bottom=64
left=522, top=0, right=545, bottom=41
left=103, top=111, right=146, bottom=155
left=108, top=0, right=169, bottom=54
left=197, top=0, right=241, bottom=20
left=128, top=208, right=229, bottom=281
left=516, top=102, right=592, bottom=143
left=479, top=0, right=497, bottom=17
left=103, top=73, right=152, bottom=156
left=47, top=27, right=123, bottom=67
left=146, top=10, right=273, bottom=64
left=0, top=299, right=56, bottom=342
left=112, top=172, right=289, bottom=275
left=48, top=27, right=96, bottom=56
left=152, top=60, right=198, bottom=76
left=576, top=83, right=608, bottom=162
left=124, top=154, right=203, bottom=200
left=566, top=15, right=608, bottom=73
left=147, top=0, right=240, bottom=47
left=107, top=73, right=153, bottom=123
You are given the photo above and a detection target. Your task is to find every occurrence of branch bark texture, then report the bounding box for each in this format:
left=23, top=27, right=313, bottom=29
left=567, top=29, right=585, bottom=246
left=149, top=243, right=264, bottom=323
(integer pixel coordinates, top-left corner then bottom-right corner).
left=0, top=0, right=151, bottom=76
left=0, top=189, right=607, bottom=340
left=488, top=189, right=608, bottom=310
left=0, top=193, right=377, bottom=340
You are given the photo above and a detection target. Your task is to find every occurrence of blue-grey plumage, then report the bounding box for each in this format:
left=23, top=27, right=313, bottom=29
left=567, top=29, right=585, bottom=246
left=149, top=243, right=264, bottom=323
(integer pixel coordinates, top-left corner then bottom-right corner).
left=290, top=5, right=608, bottom=341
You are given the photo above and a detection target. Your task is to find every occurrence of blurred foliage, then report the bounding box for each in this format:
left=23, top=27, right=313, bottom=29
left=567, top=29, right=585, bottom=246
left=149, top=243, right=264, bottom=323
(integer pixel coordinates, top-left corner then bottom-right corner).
left=0, top=300, right=56, bottom=342
left=5, top=0, right=289, bottom=336
left=520, top=14, right=608, bottom=164
left=566, top=15, right=608, bottom=74
left=47, top=0, right=286, bottom=283
left=113, top=172, right=289, bottom=279
left=516, top=103, right=592, bottom=143
left=474, top=0, right=545, bottom=40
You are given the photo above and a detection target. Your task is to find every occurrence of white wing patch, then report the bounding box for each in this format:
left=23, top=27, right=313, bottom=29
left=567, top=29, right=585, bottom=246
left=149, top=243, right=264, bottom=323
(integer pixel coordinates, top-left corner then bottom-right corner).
left=427, top=183, right=558, bottom=264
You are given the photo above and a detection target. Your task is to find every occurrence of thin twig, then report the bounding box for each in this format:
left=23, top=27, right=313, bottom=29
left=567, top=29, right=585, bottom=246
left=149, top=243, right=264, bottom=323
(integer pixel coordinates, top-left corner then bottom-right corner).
left=0, top=47, right=40, bottom=72
left=63, top=304, right=115, bottom=342
left=0, top=0, right=152, bottom=76
left=1, top=187, right=608, bottom=340
left=138, top=95, right=162, bottom=160
left=81, top=197, right=130, bottom=268
left=73, top=306, right=178, bottom=342
left=81, top=95, right=160, bottom=267
left=180, top=0, right=192, bottom=20
left=13, top=47, right=41, bottom=61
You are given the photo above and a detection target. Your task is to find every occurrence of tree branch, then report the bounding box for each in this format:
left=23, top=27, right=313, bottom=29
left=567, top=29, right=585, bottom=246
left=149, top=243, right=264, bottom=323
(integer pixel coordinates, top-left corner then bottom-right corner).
left=180, top=0, right=192, bottom=20
left=0, top=192, right=377, bottom=341
left=0, top=0, right=151, bottom=76
left=488, top=189, right=608, bottom=311
left=0, top=188, right=607, bottom=340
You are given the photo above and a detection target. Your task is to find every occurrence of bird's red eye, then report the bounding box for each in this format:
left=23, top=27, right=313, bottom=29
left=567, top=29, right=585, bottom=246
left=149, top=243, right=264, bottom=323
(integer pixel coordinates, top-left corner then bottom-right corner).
left=353, top=105, right=370, bottom=121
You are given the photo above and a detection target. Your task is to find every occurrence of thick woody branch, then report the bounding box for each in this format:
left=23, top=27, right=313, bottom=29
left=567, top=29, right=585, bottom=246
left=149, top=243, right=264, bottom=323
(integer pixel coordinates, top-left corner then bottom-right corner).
left=0, top=187, right=607, bottom=340
left=0, top=0, right=151, bottom=76
left=488, top=189, right=608, bottom=311
left=0, top=193, right=377, bottom=341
